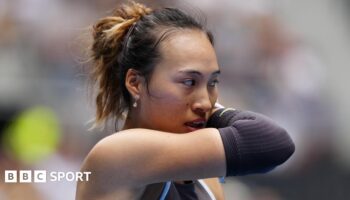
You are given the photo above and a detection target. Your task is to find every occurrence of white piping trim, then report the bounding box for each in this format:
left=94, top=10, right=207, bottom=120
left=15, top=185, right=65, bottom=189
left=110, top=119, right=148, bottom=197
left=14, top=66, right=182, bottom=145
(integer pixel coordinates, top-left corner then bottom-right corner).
left=198, top=179, right=217, bottom=200
left=219, top=108, right=236, bottom=117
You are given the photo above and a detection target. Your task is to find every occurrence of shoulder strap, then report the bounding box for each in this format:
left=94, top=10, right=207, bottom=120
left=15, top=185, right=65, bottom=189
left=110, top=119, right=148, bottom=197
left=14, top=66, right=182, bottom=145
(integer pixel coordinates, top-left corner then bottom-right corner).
left=197, top=180, right=217, bottom=200
left=159, top=181, right=172, bottom=200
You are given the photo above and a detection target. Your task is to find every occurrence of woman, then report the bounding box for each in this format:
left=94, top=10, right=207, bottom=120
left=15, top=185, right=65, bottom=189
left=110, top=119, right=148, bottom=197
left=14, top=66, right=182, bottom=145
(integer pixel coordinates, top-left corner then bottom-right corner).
left=76, top=2, right=295, bottom=200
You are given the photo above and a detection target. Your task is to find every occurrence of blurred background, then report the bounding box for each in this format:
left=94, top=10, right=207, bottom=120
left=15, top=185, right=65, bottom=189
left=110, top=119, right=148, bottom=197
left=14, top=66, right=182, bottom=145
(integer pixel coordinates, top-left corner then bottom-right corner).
left=1, top=0, right=350, bottom=199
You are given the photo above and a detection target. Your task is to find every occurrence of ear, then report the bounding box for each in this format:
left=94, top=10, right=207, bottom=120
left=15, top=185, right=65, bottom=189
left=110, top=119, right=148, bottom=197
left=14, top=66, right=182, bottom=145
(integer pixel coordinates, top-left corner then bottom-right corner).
left=125, top=68, right=143, bottom=98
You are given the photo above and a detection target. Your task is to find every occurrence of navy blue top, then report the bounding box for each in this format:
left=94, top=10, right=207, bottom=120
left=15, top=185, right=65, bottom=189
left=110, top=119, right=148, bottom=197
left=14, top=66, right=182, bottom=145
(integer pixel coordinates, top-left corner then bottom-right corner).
left=158, top=180, right=216, bottom=200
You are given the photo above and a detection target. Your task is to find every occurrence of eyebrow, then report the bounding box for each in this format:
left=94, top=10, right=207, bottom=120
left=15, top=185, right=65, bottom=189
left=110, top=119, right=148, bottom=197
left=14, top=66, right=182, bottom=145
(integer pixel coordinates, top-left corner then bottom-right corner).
left=178, top=69, right=221, bottom=77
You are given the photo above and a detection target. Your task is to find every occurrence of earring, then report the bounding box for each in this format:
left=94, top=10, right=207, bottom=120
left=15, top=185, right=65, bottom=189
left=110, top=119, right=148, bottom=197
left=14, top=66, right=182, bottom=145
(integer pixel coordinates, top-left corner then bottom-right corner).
left=133, top=95, right=139, bottom=108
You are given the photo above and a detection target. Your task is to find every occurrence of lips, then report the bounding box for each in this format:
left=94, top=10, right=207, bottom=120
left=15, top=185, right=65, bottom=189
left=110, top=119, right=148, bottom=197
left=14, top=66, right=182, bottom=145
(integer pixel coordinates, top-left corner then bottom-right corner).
left=184, top=118, right=206, bottom=131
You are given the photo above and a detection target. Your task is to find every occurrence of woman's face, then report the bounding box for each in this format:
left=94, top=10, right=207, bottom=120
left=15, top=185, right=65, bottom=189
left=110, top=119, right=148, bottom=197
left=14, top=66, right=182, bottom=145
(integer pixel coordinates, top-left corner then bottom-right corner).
left=137, top=29, right=220, bottom=133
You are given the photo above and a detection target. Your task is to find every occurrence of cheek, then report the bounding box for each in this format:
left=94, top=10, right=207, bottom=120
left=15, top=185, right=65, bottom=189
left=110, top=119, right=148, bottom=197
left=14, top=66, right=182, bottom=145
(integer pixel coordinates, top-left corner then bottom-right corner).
left=150, top=89, right=187, bottom=112
left=141, top=83, right=189, bottom=119
left=140, top=88, right=189, bottom=132
left=148, top=78, right=188, bottom=107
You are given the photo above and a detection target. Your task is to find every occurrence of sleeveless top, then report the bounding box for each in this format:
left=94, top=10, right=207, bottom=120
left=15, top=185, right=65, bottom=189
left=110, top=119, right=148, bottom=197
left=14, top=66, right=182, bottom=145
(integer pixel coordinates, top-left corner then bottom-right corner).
left=141, top=180, right=216, bottom=200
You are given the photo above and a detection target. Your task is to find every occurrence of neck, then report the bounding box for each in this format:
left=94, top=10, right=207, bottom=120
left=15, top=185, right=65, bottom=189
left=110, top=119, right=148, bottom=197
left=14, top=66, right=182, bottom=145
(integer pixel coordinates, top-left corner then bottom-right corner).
left=122, top=109, right=142, bottom=130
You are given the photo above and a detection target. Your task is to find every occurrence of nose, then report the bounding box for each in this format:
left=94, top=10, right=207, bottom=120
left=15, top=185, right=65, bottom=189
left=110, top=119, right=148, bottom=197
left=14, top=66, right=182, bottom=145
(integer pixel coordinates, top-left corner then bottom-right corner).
left=191, top=88, right=213, bottom=116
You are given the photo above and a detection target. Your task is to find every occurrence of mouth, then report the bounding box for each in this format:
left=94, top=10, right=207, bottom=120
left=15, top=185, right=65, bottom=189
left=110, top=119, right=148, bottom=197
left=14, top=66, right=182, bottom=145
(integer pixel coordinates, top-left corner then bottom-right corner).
left=184, top=119, right=206, bottom=131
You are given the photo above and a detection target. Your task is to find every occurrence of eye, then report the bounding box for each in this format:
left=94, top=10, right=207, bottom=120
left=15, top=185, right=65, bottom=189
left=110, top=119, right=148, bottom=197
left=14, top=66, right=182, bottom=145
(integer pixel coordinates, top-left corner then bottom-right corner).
left=183, top=79, right=196, bottom=87
left=208, top=79, right=219, bottom=87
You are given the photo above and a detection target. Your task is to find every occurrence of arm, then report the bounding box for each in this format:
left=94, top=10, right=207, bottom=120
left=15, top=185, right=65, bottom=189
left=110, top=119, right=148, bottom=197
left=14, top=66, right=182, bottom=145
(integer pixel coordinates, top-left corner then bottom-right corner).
left=76, top=108, right=295, bottom=199
left=76, top=128, right=226, bottom=199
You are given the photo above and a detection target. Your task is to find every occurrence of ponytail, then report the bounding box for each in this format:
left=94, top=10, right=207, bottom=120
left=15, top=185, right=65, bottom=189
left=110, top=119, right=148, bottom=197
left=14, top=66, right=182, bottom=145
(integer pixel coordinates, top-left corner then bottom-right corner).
left=89, top=2, right=151, bottom=128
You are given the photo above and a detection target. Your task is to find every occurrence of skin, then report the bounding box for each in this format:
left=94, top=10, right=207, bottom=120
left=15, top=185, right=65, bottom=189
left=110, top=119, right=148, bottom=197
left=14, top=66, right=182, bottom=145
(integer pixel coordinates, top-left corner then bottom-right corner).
left=76, top=29, right=226, bottom=200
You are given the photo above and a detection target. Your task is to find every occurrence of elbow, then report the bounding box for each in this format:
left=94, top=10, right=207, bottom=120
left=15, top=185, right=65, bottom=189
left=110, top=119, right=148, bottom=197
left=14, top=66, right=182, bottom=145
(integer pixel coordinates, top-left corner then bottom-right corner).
left=263, top=127, right=295, bottom=172
left=276, top=128, right=295, bottom=165
left=246, top=127, right=295, bottom=175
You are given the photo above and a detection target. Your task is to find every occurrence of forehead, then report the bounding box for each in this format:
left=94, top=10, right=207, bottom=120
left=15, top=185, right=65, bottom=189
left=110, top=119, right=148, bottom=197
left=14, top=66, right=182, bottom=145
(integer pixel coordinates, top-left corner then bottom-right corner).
left=155, top=29, right=219, bottom=74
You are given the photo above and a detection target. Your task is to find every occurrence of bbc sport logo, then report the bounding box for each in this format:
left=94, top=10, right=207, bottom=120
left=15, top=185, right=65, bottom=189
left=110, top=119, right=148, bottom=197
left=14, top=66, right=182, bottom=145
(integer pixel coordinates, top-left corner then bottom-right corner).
left=4, top=170, right=91, bottom=183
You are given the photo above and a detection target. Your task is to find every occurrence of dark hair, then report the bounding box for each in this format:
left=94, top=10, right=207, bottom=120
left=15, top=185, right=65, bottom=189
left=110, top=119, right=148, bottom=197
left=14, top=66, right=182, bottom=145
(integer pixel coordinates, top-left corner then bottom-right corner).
left=90, top=2, right=214, bottom=127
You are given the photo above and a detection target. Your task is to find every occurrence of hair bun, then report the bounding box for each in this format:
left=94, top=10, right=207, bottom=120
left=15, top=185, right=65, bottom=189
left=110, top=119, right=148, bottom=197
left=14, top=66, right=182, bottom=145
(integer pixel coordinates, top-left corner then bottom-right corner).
left=92, top=2, right=152, bottom=58
left=113, top=1, right=152, bottom=20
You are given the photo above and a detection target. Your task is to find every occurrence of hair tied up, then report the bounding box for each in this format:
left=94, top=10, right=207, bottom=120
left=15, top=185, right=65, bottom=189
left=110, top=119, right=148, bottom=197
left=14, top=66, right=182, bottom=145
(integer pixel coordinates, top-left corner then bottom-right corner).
left=90, top=1, right=152, bottom=128
left=123, top=22, right=137, bottom=50
left=101, top=2, right=151, bottom=49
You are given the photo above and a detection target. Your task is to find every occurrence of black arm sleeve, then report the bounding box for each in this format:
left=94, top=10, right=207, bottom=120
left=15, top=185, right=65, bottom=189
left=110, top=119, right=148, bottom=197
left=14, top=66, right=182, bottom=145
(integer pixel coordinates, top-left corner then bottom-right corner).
left=207, top=108, right=295, bottom=176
